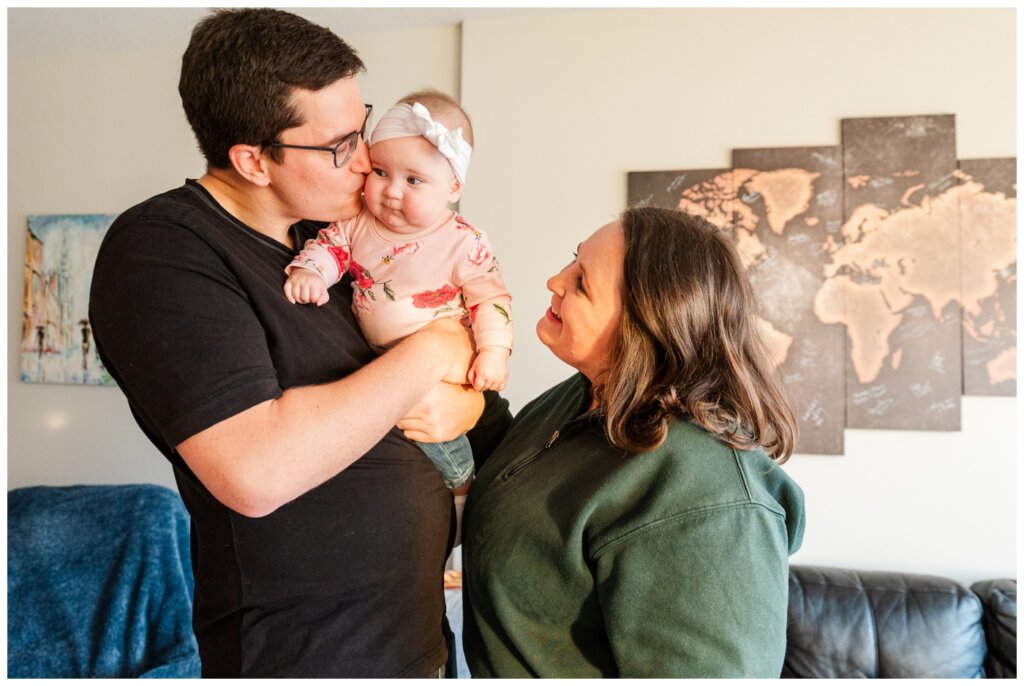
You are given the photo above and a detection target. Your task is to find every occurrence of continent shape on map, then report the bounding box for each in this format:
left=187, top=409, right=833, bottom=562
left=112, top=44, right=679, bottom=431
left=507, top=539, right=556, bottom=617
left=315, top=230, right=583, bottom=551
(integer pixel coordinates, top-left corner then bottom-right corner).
left=958, top=174, right=1017, bottom=386
left=814, top=180, right=1004, bottom=385
left=743, top=169, right=822, bottom=234
left=674, top=168, right=826, bottom=371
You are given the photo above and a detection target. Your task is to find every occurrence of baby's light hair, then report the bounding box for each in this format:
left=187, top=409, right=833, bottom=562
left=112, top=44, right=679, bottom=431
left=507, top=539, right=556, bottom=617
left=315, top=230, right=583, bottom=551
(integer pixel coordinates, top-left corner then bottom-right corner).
left=398, top=88, right=475, bottom=148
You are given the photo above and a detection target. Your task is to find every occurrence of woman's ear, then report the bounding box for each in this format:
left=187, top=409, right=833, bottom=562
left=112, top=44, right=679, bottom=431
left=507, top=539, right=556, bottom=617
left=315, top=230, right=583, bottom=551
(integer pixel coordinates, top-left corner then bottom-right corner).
left=228, top=144, right=271, bottom=187
left=448, top=178, right=464, bottom=204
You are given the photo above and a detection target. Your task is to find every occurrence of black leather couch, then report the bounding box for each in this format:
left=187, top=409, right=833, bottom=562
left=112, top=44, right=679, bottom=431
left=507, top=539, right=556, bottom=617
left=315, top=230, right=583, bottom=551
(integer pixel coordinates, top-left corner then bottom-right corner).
left=785, top=566, right=1016, bottom=678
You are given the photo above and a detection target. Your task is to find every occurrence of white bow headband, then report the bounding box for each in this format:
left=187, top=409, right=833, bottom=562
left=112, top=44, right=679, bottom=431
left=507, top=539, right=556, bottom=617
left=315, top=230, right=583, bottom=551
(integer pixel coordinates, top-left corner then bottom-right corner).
left=369, top=102, right=473, bottom=184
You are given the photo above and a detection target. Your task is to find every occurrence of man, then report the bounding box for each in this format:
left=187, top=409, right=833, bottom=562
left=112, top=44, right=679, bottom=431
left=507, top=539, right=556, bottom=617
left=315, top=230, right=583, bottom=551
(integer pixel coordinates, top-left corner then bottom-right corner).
left=89, top=8, right=509, bottom=677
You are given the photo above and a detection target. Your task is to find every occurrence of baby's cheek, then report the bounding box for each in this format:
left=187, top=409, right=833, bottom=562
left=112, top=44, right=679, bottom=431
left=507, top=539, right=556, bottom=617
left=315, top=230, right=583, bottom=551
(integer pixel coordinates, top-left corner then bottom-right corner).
left=362, top=177, right=381, bottom=201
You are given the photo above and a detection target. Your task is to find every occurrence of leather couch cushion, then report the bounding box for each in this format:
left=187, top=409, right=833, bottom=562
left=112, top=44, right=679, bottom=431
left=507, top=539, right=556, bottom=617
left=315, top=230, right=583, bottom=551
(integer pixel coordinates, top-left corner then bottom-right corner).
left=784, top=565, right=986, bottom=678
left=971, top=578, right=1017, bottom=678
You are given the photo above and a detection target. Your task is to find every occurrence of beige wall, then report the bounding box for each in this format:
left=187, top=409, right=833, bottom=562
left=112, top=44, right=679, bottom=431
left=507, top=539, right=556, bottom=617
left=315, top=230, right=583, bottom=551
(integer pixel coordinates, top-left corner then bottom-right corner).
left=7, top=8, right=1016, bottom=583
left=460, top=8, right=1016, bottom=584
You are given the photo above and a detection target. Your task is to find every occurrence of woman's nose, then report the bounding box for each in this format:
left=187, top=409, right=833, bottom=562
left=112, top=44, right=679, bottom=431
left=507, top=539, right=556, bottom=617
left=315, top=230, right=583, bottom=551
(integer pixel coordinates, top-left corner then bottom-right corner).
left=547, top=265, right=568, bottom=295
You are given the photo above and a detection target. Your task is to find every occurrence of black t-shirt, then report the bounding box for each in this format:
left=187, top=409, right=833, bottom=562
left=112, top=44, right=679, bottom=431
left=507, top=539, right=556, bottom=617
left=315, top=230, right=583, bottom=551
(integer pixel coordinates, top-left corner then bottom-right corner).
left=89, top=180, right=509, bottom=677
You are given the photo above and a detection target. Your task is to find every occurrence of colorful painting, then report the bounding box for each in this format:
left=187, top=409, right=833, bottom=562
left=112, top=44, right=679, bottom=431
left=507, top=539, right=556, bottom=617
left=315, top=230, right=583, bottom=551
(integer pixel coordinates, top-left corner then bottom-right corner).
left=21, top=214, right=116, bottom=385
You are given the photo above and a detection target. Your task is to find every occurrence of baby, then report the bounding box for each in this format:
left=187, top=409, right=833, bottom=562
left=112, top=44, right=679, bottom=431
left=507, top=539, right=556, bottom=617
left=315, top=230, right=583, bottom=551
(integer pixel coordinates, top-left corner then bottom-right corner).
left=284, top=90, right=512, bottom=546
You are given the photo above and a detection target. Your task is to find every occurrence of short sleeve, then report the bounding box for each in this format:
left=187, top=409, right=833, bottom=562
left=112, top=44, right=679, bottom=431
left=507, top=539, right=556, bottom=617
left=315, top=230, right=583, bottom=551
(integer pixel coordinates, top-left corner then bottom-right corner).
left=90, top=217, right=283, bottom=449
left=593, top=505, right=792, bottom=677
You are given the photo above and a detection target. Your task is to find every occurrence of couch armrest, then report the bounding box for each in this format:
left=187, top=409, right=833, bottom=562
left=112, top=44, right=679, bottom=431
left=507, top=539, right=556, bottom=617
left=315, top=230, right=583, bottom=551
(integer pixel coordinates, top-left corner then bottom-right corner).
left=971, top=578, right=1016, bottom=678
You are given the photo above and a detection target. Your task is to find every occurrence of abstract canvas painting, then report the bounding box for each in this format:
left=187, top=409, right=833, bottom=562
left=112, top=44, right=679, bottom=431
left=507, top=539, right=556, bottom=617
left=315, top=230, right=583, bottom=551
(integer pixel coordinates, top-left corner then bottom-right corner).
left=21, top=214, right=116, bottom=385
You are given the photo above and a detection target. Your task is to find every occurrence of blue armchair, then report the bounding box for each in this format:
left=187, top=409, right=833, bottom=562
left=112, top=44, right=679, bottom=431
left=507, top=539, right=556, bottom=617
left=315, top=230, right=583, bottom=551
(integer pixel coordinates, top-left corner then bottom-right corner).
left=7, top=484, right=200, bottom=678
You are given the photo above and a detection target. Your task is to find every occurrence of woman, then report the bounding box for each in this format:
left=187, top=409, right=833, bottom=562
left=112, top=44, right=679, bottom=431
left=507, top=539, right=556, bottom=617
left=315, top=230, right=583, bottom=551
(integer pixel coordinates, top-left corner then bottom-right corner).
left=462, top=206, right=805, bottom=677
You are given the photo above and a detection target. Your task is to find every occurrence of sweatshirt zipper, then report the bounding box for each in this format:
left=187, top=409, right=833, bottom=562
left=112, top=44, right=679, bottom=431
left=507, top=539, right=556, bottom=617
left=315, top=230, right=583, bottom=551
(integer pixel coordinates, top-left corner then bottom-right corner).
left=501, top=429, right=561, bottom=481
left=501, top=411, right=597, bottom=481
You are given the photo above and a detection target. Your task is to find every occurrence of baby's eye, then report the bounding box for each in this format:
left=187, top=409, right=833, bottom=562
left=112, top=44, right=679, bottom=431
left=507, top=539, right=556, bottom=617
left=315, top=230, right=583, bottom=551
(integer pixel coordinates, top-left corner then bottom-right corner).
left=407, top=177, right=423, bottom=185
left=372, top=168, right=387, bottom=177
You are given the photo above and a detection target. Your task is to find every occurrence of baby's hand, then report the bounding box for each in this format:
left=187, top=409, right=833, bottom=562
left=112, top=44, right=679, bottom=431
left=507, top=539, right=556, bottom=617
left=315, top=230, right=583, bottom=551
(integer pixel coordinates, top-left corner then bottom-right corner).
left=284, top=268, right=330, bottom=306
left=468, top=347, right=510, bottom=392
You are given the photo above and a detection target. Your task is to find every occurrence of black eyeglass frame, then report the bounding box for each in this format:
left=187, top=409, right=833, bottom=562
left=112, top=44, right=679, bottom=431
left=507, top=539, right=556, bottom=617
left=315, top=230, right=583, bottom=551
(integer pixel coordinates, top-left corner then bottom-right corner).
left=265, top=104, right=373, bottom=168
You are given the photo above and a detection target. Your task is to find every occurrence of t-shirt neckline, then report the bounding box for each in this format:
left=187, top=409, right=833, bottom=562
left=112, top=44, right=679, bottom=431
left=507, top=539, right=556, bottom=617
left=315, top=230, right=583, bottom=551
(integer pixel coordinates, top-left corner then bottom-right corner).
left=184, top=178, right=305, bottom=255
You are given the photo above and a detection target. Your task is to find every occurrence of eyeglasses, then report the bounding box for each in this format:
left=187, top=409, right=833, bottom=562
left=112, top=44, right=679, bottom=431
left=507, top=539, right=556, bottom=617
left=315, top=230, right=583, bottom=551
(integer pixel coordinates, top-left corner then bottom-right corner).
left=266, top=104, right=373, bottom=168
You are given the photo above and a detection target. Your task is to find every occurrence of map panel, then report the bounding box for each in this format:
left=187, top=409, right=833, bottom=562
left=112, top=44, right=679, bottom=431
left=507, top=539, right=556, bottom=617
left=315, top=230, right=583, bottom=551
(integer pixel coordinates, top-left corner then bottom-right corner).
left=629, top=163, right=846, bottom=454
left=958, top=157, right=1017, bottom=396
left=839, top=115, right=961, bottom=431
left=732, top=146, right=846, bottom=454
left=627, top=168, right=737, bottom=233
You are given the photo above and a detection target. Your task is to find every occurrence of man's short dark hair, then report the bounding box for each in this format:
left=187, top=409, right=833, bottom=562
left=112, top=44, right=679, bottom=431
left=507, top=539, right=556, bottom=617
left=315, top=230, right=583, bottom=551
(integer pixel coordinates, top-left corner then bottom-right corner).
left=179, top=8, right=365, bottom=169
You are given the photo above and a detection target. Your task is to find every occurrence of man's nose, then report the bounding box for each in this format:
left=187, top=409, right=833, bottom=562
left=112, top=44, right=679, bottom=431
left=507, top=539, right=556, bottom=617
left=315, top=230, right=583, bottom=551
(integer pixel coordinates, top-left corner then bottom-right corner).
left=349, top=138, right=371, bottom=174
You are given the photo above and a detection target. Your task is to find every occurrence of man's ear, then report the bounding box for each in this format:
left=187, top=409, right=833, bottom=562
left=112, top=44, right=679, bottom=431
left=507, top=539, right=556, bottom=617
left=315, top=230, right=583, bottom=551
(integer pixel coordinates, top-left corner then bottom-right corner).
left=448, top=178, right=463, bottom=204
left=228, top=144, right=271, bottom=187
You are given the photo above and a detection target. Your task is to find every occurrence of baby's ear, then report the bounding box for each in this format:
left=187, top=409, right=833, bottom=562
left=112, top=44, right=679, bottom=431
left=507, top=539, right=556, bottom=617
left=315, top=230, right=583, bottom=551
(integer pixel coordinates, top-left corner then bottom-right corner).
left=448, top=178, right=463, bottom=204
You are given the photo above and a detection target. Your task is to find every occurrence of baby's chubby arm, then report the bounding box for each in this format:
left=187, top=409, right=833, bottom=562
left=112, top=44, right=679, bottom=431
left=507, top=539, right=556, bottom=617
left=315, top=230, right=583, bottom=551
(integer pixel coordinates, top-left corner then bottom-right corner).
left=283, top=222, right=352, bottom=305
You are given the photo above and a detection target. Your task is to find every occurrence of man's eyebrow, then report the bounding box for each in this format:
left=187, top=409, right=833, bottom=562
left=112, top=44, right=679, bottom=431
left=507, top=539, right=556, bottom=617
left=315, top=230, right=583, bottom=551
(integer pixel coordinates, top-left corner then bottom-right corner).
left=325, top=129, right=355, bottom=146
left=321, top=119, right=363, bottom=147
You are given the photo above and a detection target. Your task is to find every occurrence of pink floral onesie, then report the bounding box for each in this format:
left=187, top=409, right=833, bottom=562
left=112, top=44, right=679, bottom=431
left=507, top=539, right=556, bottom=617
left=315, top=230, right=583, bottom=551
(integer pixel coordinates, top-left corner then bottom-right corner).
left=287, top=208, right=513, bottom=354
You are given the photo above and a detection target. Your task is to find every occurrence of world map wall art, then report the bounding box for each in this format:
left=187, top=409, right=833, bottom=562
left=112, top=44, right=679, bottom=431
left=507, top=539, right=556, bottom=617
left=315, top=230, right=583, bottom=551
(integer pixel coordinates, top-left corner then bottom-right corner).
left=628, top=114, right=1016, bottom=455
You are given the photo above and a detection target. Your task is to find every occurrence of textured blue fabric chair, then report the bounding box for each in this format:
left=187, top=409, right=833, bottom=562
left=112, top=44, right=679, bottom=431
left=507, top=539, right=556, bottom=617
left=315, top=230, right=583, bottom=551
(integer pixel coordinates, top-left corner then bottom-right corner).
left=7, top=484, right=200, bottom=678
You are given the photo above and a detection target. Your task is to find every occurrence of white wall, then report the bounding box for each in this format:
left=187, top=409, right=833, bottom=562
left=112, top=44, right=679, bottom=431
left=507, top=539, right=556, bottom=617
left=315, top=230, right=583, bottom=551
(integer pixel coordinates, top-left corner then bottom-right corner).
left=7, top=8, right=1016, bottom=585
left=459, top=7, right=1016, bottom=585
left=7, top=12, right=461, bottom=491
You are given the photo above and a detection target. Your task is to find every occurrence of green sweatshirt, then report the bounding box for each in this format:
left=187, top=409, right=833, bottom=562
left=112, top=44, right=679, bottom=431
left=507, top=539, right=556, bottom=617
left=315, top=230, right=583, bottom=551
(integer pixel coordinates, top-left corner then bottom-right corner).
left=463, top=374, right=805, bottom=678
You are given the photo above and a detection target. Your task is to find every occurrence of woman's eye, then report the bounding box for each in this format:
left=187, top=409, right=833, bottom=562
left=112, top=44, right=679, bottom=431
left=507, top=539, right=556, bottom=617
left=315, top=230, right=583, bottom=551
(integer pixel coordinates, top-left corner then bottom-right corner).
left=575, top=275, right=585, bottom=293
left=572, top=250, right=578, bottom=261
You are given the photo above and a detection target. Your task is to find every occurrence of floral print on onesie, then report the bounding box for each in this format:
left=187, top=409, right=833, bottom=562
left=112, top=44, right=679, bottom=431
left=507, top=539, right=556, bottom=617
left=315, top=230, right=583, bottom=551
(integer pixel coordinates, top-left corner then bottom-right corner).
left=287, top=209, right=513, bottom=354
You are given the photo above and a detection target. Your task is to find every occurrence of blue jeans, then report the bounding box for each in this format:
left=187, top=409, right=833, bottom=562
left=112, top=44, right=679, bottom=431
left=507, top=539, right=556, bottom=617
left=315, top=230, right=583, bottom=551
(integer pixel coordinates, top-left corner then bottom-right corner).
left=416, top=434, right=474, bottom=489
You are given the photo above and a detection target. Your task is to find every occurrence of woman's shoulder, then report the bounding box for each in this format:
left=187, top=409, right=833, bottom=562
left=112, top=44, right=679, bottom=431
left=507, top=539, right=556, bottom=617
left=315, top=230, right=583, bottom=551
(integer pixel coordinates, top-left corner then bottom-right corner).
left=591, top=417, right=804, bottom=545
left=655, top=418, right=802, bottom=511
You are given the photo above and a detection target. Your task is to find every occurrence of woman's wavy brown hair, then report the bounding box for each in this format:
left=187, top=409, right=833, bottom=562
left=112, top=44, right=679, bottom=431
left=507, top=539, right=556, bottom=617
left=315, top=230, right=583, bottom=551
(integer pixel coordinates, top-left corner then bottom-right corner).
left=600, top=206, right=797, bottom=462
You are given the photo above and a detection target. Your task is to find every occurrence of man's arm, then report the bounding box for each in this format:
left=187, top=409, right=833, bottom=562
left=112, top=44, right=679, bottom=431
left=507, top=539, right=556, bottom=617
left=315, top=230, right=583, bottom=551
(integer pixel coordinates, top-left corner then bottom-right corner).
left=178, top=319, right=480, bottom=518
